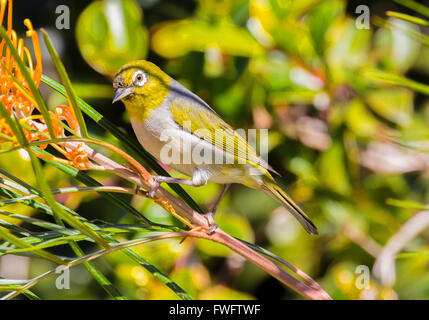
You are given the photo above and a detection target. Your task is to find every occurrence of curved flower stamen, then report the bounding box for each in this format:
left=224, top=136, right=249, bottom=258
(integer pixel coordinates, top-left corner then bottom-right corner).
left=23, top=19, right=42, bottom=86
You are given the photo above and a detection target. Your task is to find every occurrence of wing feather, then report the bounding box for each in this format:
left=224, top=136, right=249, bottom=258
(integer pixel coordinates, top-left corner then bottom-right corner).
left=170, top=99, right=276, bottom=173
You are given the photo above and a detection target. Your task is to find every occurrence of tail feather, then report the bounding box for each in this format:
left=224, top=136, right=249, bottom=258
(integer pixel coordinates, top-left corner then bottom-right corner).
left=262, top=181, right=318, bottom=235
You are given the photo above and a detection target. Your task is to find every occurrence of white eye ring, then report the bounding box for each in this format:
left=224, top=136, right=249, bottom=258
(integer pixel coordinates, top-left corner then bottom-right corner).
left=133, top=70, right=147, bottom=87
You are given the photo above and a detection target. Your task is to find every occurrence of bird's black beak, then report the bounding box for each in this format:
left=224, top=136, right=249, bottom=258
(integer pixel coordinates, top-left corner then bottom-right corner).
left=112, top=87, right=133, bottom=103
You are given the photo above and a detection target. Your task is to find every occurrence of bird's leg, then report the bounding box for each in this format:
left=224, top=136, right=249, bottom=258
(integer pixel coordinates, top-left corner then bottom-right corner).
left=146, top=170, right=229, bottom=234
left=146, top=169, right=209, bottom=198
left=146, top=176, right=191, bottom=198
left=202, top=184, right=230, bottom=234
left=124, top=163, right=144, bottom=194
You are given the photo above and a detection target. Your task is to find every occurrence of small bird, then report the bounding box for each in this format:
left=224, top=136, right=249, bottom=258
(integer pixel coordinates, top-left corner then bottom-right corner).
left=113, top=60, right=317, bottom=235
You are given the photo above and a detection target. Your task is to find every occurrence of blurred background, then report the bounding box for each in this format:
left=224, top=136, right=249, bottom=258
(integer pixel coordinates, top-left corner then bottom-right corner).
left=2, top=0, right=429, bottom=299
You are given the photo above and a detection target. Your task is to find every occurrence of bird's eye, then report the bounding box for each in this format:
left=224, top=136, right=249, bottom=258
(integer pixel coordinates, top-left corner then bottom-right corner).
left=133, top=71, right=147, bottom=87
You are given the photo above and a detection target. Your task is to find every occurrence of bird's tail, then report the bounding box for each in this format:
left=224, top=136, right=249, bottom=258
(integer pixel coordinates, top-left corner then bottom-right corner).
left=262, top=179, right=318, bottom=235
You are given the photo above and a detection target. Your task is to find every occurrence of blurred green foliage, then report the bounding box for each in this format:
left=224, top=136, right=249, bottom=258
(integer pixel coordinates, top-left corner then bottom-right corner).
left=76, top=0, right=148, bottom=76
left=3, top=0, right=429, bottom=300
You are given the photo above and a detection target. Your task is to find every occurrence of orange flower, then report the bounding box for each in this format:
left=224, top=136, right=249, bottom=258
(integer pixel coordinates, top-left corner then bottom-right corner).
left=0, top=0, right=91, bottom=170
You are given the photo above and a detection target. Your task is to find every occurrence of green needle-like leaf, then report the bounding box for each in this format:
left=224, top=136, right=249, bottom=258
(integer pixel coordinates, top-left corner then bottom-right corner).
left=393, top=0, right=429, bottom=17
left=365, top=69, right=429, bottom=95
left=0, top=225, right=64, bottom=264
left=386, top=11, right=429, bottom=26
left=41, top=29, right=89, bottom=138
left=0, top=171, right=191, bottom=300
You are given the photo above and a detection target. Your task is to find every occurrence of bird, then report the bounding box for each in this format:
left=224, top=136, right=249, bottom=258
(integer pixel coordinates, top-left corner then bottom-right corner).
left=112, top=60, right=317, bottom=235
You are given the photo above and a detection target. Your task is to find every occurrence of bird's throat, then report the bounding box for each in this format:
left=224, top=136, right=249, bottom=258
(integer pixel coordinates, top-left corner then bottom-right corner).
left=124, top=83, right=170, bottom=122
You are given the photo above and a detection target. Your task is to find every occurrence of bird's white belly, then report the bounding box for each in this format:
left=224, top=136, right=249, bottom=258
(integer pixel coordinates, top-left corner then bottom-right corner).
left=130, top=115, right=259, bottom=186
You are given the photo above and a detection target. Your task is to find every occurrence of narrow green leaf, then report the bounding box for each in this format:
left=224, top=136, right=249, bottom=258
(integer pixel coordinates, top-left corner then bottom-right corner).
left=386, top=198, right=429, bottom=210
left=365, top=69, right=429, bottom=95
left=22, top=290, right=41, bottom=300
left=5, top=234, right=89, bottom=253
left=0, top=170, right=37, bottom=194
left=0, top=226, right=64, bottom=264
left=0, top=218, right=33, bottom=236
left=387, top=11, right=429, bottom=26
left=0, top=102, right=26, bottom=144
left=116, top=242, right=192, bottom=300
left=41, top=29, right=89, bottom=138
left=0, top=172, right=191, bottom=300
left=393, top=0, right=429, bottom=18
left=396, top=250, right=429, bottom=259
left=72, top=243, right=127, bottom=300
left=0, top=209, right=78, bottom=235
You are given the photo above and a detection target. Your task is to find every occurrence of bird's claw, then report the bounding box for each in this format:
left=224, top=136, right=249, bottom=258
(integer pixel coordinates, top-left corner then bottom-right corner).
left=145, top=176, right=161, bottom=198
left=145, top=175, right=218, bottom=234
left=202, top=212, right=218, bottom=234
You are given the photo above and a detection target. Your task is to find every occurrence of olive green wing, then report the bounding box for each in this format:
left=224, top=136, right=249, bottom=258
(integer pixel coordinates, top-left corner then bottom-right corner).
left=170, top=99, right=274, bottom=173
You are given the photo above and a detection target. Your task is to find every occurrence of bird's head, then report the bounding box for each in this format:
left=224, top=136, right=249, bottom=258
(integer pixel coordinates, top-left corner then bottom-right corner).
left=112, top=60, right=171, bottom=117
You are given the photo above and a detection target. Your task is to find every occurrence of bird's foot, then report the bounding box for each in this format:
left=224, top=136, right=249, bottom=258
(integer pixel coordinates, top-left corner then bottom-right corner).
left=201, top=212, right=218, bottom=234
left=182, top=213, right=218, bottom=237
left=145, top=174, right=200, bottom=198
left=180, top=217, right=216, bottom=244
left=145, top=176, right=161, bottom=198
